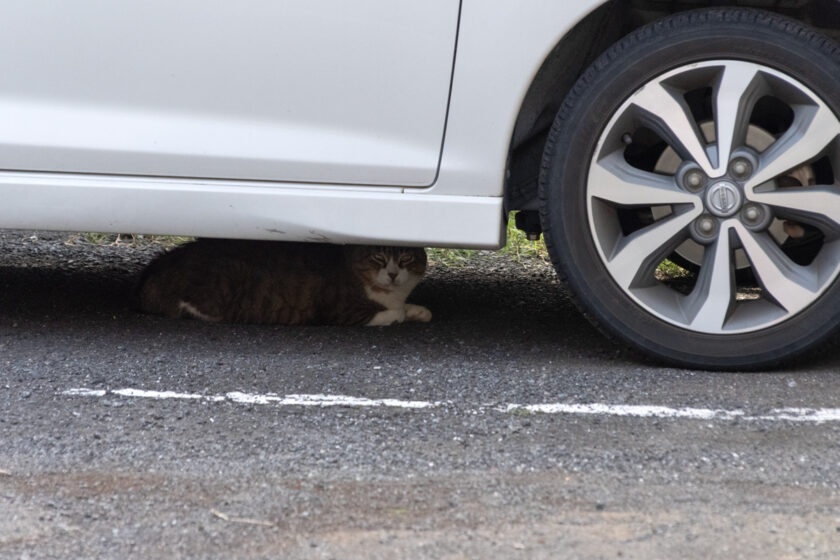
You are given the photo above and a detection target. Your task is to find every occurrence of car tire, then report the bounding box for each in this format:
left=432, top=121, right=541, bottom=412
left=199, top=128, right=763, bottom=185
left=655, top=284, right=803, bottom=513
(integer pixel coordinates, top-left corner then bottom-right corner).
left=539, top=8, right=840, bottom=369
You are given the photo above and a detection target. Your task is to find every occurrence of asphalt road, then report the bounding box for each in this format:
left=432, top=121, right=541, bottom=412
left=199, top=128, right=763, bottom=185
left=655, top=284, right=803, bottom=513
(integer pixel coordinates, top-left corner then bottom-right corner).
left=2, top=231, right=840, bottom=559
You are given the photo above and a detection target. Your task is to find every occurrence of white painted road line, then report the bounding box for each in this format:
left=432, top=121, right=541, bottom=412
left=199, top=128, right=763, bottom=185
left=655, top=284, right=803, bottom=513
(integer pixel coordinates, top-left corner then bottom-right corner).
left=501, top=403, right=745, bottom=421
left=62, top=388, right=439, bottom=409
left=60, top=387, right=840, bottom=424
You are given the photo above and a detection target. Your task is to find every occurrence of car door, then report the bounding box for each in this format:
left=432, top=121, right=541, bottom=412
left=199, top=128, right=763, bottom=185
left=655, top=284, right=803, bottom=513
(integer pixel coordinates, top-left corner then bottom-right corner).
left=0, top=0, right=459, bottom=187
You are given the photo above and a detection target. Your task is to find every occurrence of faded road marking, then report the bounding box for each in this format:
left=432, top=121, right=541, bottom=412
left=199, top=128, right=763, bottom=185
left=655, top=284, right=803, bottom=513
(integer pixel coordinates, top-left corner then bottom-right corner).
left=61, top=387, right=840, bottom=424
left=62, top=387, right=439, bottom=409
left=501, top=403, right=744, bottom=420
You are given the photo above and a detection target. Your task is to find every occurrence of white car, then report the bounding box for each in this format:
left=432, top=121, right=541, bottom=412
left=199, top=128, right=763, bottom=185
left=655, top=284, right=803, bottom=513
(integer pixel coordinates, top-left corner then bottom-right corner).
left=4, top=1, right=840, bottom=369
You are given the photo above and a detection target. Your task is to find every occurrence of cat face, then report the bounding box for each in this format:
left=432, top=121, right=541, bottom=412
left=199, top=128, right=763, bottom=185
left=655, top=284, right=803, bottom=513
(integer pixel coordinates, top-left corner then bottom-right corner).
left=349, top=246, right=427, bottom=291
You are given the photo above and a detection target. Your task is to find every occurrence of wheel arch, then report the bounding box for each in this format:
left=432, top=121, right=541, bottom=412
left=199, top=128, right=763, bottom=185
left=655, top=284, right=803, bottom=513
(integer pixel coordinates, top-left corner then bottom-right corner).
left=505, top=0, right=840, bottom=217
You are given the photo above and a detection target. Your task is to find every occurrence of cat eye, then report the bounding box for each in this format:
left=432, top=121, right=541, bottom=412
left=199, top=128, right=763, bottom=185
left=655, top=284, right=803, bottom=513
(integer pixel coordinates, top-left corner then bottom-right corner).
left=370, top=254, right=388, bottom=266
left=398, top=255, right=414, bottom=266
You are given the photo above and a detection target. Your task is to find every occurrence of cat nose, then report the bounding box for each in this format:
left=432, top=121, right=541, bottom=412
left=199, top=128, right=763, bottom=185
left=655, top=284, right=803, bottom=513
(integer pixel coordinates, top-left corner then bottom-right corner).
left=388, top=272, right=398, bottom=281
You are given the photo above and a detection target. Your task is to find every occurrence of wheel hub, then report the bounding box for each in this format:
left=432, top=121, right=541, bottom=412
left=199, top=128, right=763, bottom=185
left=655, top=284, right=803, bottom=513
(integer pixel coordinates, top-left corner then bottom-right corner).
left=705, top=180, right=742, bottom=217
left=652, top=123, right=802, bottom=271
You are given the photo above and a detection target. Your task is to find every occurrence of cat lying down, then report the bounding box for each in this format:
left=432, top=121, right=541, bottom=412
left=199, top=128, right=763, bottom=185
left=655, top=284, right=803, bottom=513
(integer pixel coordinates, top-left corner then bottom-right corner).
left=137, top=239, right=431, bottom=326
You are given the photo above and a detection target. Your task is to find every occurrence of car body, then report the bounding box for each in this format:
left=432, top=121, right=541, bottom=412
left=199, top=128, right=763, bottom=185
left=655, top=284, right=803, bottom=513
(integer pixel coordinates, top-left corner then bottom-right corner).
left=4, top=0, right=840, bottom=368
left=0, top=0, right=604, bottom=247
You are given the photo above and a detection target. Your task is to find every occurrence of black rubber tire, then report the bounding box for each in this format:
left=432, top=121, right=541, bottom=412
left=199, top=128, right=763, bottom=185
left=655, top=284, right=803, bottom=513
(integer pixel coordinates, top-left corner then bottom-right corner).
left=539, top=8, right=840, bottom=370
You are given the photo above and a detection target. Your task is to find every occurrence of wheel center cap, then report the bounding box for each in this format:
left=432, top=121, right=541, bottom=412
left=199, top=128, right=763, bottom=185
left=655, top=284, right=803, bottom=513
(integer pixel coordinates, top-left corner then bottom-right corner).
left=705, top=181, right=742, bottom=217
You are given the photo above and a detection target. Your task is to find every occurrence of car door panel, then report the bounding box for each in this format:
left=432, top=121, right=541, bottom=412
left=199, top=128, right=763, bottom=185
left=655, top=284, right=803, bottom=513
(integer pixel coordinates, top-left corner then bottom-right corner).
left=0, top=0, right=459, bottom=186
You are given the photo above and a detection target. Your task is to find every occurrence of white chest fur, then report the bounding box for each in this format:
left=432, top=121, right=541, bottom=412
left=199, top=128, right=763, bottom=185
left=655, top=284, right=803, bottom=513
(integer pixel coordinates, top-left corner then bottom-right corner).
left=364, top=279, right=415, bottom=310
left=363, top=275, right=430, bottom=326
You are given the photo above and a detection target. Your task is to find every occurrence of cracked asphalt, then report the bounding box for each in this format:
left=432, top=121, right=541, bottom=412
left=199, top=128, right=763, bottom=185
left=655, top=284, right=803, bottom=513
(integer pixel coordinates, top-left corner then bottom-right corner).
left=2, top=230, right=840, bottom=559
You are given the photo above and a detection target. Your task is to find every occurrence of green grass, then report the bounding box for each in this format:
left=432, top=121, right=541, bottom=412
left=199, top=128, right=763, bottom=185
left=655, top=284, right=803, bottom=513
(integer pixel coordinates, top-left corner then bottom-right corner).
left=499, top=212, right=548, bottom=261
left=425, top=247, right=478, bottom=266
left=68, top=233, right=193, bottom=247
left=428, top=212, right=548, bottom=266
left=656, top=259, right=691, bottom=279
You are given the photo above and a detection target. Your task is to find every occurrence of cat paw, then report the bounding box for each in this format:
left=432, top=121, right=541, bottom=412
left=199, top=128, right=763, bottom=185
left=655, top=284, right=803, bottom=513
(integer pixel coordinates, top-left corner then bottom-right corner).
left=405, top=304, right=432, bottom=323
left=366, top=308, right=406, bottom=327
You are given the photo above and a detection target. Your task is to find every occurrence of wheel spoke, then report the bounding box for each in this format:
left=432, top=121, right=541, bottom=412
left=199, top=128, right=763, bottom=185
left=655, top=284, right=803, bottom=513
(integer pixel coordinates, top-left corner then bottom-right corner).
left=734, top=222, right=819, bottom=312
left=713, top=63, right=763, bottom=175
left=686, top=225, right=735, bottom=331
left=631, top=81, right=715, bottom=176
left=589, top=152, right=701, bottom=207
left=606, top=209, right=700, bottom=289
left=746, top=105, right=840, bottom=191
left=750, top=185, right=840, bottom=235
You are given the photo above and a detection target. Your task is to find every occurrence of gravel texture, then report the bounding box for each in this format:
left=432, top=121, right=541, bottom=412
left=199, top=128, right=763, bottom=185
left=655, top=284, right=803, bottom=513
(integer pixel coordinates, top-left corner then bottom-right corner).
left=2, top=230, right=840, bottom=559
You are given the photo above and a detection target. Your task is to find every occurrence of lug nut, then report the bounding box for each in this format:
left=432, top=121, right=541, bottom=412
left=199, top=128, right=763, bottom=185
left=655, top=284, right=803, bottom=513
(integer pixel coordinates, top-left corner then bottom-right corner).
left=690, top=215, right=719, bottom=244
left=698, top=217, right=715, bottom=233
left=740, top=203, right=773, bottom=232
left=730, top=157, right=754, bottom=180
left=743, top=206, right=760, bottom=222
left=683, top=169, right=705, bottom=191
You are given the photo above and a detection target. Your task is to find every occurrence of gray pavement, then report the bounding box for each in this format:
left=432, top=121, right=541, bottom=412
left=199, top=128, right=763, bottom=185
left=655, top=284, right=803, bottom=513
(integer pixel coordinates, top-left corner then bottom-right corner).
left=1, top=231, right=840, bottom=559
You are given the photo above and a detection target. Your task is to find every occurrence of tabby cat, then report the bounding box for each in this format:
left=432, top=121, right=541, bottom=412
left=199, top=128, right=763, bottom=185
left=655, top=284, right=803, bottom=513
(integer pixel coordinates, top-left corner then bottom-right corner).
left=136, top=240, right=431, bottom=326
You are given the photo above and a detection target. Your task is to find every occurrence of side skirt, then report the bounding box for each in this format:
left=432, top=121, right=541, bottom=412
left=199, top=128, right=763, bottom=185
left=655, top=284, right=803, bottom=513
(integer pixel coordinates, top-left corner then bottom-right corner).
left=0, top=171, right=505, bottom=249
